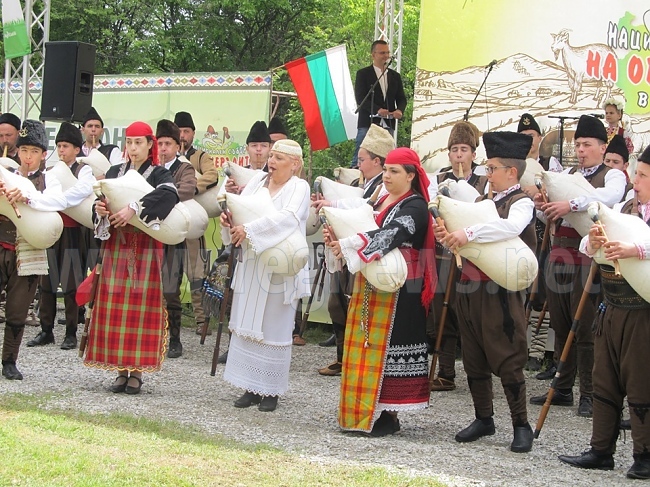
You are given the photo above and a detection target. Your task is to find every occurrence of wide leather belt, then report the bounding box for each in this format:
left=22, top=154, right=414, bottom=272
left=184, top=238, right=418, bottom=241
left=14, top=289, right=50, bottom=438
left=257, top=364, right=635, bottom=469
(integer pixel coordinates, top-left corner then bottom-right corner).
left=551, top=236, right=582, bottom=248
left=600, top=265, right=650, bottom=310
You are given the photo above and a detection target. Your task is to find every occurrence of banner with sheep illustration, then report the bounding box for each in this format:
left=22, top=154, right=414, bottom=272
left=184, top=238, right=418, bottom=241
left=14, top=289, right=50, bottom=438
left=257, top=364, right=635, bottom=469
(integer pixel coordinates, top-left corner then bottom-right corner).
left=412, top=0, right=650, bottom=172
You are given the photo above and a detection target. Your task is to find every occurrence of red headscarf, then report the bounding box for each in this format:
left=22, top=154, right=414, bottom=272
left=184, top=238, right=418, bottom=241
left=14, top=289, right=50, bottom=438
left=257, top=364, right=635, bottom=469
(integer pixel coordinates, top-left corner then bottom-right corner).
left=125, top=121, right=159, bottom=165
left=384, top=147, right=437, bottom=311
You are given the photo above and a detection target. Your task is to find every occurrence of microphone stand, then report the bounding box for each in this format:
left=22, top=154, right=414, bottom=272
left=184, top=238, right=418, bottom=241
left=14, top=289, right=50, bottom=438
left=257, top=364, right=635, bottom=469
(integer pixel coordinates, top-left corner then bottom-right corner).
left=548, top=115, right=580, bottom=166
left=463, top=63, right=496, bottom=122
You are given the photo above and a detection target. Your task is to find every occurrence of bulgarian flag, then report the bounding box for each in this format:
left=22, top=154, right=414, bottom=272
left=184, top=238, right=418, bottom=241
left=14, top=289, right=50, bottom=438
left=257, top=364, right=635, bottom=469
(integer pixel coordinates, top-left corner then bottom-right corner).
left=286, top=45, right=357, bottom=151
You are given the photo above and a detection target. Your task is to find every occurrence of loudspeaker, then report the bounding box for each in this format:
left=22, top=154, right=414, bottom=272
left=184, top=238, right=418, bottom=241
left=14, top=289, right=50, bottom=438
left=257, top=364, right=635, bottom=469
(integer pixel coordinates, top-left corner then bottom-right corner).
left=40, top=41, right=96, bottom=122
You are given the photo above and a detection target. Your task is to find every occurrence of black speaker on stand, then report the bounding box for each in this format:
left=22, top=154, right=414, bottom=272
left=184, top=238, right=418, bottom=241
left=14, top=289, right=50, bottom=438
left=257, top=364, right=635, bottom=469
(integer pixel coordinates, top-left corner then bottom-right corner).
left=40, top=41, right=96, bottom=122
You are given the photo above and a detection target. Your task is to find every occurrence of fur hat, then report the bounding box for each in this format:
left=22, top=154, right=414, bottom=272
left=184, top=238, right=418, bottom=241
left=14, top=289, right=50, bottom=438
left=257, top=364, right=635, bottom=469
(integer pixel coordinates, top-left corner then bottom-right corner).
left=360, top=124, right=395, bottom=159
left=447, top=121, right=480, bottom=150
left=82, top=107, right=103, bottom=127
left=605, top=134, right=629, bottom=162
left=483, top=131, right=532, bottom=160
left=174, top=111, right=195, bottom=130
left=637, top=145, right=650, bottom=164
left=246, top=121, right=271, bottom=144
left=17, top=119, right=48, bottom=151
left=156, top=119, right=181, bottom=146
left=517, top=113, right=541, bottom=135
left=55, top=122, right=83, bottom=148
left=574, top=115, right=608, bottom=143
left=268, top=117, right=288, bottom=137
left=0, top=113, right=21, bottom=131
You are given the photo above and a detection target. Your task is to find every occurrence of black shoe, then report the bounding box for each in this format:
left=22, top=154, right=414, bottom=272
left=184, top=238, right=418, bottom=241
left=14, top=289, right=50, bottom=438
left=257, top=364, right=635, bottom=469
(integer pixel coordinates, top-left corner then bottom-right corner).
left=258, top=395, right=279, bottom=412
left=627, top=456, right=650, bottom=480
left=26, top=330, right=55, bottom=347
left=110, top=375, right=128, bottom=393
left=535, top=364, right=557, bottom=380
left=511, top=424, right=534, bottom=453
left=125, top=376, right=143, bottom=395
left=530, top=389, right=574, bottom=406
left=558, top=449, right=614, bottom=470
left=167, top=340, right=183, bottom=358
left=526, top=357, right=542, bottom=371
left=455, top=418, right=495, bottom=443
left=60, top=335, right=77, bottom=350
left=620, top=418, right=632, bottom=430
left=577, top=395, right=593, bottom=417
left=217, top=350, right=228, bottom=364
left=2, top=363, right=23, bottom=380
left=234, top=391, right=262, bottom=408
left=369, top=411, right=400, bottom=437
left=318, top=334, right=336, bottom=347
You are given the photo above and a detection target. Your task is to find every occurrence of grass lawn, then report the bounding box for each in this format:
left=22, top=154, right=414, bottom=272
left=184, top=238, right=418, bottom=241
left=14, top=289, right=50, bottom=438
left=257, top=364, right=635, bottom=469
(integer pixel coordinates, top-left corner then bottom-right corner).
left=0, top=395, right=446, bottom=487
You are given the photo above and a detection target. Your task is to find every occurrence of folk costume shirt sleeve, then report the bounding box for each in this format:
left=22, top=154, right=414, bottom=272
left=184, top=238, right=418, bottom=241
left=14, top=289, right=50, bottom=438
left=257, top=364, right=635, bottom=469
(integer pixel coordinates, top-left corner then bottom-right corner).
left=339, top=197, right=428, bottom=274
left=243, top=177, right=310, bottom=253
left=568, top=168, right=626, bottom=211
left=464, top=197, right=534, bottom=243
left=25, top=171, right=68, bottom=211
left=194, top=152, right=219, bottom=194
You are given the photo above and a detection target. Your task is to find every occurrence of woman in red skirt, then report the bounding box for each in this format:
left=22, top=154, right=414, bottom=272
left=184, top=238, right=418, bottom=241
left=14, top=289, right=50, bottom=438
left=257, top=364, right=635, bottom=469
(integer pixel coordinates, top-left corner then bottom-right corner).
left=83, top=121, right=179, bottom=394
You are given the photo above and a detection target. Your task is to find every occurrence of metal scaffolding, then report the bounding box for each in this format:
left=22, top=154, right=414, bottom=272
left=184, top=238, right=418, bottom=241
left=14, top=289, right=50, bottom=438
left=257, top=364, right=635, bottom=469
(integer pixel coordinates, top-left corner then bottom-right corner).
left=2, top=0, right=50, bottom=118
left=374, top=0, right=404, bottom=137
left=374, top=0, right=404, bottom=72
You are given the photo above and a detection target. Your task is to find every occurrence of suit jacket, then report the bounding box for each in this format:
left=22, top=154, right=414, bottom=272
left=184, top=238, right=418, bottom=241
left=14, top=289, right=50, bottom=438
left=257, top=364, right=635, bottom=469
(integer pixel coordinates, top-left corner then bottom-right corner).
left=354, top=65, right=407, bottom=130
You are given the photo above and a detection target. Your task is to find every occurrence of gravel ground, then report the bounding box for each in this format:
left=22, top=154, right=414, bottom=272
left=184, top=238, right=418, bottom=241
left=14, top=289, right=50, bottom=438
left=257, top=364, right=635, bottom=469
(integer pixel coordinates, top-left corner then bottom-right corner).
left=0, top=323, right=637, bottom=487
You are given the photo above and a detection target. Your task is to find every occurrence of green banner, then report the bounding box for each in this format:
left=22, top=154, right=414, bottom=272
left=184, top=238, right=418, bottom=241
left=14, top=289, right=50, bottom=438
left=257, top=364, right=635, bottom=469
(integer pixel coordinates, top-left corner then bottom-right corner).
left=2, top=0, right=31, bottom=59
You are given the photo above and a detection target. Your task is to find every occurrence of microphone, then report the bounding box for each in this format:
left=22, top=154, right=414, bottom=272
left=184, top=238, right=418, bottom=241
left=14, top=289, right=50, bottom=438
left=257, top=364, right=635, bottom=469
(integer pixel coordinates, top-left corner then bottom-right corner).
left=487, top=59, right=497, bottom=69
left=589, top=113, right=605, bottom=119
left=384, top=55, right=395, bottom=67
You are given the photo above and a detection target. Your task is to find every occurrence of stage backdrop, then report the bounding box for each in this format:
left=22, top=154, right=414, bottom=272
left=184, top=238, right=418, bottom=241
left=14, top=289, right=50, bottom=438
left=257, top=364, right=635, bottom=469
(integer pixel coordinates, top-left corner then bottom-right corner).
left=412, top=1, right=650, bottom=171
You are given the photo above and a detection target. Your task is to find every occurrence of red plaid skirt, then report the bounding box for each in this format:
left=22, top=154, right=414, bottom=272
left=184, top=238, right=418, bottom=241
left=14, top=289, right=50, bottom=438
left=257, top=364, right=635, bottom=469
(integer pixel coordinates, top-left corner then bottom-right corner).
left=84, top=228, right=167, bottom=372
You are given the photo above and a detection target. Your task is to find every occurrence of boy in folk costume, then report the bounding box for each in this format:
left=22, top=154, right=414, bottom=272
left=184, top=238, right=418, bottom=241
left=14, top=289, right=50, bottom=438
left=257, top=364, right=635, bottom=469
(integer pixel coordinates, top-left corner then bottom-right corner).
left=156, top=119, right=197, bottom=358
left=435, top=131, right=536, bottom=453
left=84, top=121, right=179, bottom=394
left=25, top=122, right=96, bottom=350
left=1, top=120, right=66, bottom=379
left=530, top=115, right=626, bottom=417
left=603, top=134, right=632, bottom=195
left=427, top=121, right=488, bottom=391
left=558, top=144, right=650, bottom=480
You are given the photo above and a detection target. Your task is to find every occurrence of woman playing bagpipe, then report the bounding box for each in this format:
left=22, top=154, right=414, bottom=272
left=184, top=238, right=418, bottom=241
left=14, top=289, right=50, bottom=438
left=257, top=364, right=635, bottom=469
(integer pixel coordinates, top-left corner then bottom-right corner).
left=83, top=121, right=179, bottom=395
left=324, top=147, right=436, bottom=436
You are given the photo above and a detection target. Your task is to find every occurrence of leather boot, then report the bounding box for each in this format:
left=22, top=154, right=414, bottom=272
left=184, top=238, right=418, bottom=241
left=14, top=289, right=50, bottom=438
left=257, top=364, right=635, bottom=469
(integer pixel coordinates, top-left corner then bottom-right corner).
left=558, top=449, right=614, bottom=470
left=510, top=423, right=534, bottom=453
left=627, top=454, right=650, bottom=480
left=258, top=395, right=279, bottom=412
left=234, top=391, right=262, bottom=408
left=530, top=388, right=573, bottom=406
left=455, top=417, right=495, bottom=443
left=60, top=325, right=78, bottom=350
left=2, top=362, right=23, bottom=380
left=27, top=328, right=55, bottom=347
left=167, top=308, right=183, bottom=358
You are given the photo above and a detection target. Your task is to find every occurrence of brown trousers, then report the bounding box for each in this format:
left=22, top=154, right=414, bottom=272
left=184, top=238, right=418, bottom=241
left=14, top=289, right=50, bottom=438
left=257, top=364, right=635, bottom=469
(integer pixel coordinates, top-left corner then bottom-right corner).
left=184, top=236, right=208, bottom=325
left=426, top=253, right=459, bottom=380
left=545, top=260, right=598, bottom=396
left=591, top=305, right=650, bottom=456
left=1, top=247, right=39, bottom=364
left=456, top=279, right=528, bottom=425
left=327, top=267, right=353, bottom=362
left=39, top=226, right=86, bottom=333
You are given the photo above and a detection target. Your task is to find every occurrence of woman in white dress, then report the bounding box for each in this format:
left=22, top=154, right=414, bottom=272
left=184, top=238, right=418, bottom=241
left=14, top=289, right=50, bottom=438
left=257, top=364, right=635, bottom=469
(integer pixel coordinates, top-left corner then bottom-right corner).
left=220, top=139, right=310, bottom=412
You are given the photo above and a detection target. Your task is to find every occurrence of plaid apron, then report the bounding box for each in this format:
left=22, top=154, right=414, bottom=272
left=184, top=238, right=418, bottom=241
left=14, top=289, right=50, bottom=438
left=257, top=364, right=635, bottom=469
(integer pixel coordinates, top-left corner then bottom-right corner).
left=84, top=227, right=168, bottom=372
left=338, top=273, right=399, bottom=432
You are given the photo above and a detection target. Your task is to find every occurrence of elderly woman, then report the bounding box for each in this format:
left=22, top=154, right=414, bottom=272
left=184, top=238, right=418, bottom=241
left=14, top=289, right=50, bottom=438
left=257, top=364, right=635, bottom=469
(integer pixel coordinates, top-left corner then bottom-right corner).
left=84, top=121, right=179, bottom=395
left=220, top=139, right=310, bottom=412
left=324, top=147, right=436, bottom=436
left=603, top=96, right=634, bottom=155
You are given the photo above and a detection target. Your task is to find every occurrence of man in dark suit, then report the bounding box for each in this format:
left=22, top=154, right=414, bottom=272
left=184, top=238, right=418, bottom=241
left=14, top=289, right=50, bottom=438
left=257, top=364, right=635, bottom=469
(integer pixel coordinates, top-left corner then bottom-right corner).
left=352, top=40, right=407, bottom=167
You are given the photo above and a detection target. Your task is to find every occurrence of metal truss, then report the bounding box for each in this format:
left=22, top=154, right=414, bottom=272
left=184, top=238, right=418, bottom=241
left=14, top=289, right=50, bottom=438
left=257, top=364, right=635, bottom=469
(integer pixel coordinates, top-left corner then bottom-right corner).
left=374, top=0, right=404, bottom=72
left=2, top=0, right=50, bottom=118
